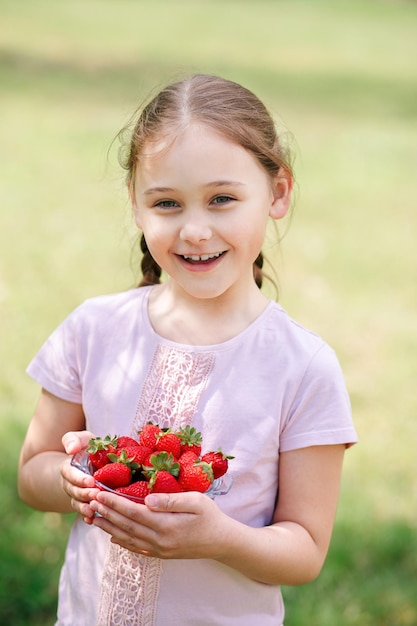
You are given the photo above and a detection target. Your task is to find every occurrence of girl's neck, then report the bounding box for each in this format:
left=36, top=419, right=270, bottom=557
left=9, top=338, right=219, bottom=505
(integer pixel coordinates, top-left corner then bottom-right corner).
left=147, top=280, right=270, bottom=346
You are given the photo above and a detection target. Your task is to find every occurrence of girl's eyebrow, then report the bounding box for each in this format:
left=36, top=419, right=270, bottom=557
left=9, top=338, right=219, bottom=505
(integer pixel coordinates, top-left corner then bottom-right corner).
left=143, top=181, right=245, bottom=196
left=143, top=186, right=176, bottom=196
left=205, top=180, right=246, bottom=189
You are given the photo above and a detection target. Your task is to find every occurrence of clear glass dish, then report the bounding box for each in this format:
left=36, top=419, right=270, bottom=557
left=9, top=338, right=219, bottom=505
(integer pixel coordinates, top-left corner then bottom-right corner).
left=71, top=449, right=233, bottom=503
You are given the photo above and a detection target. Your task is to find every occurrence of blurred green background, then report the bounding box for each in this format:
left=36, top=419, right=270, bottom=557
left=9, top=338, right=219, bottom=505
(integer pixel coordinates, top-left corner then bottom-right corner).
left=1, top=0, right=416, bottom=624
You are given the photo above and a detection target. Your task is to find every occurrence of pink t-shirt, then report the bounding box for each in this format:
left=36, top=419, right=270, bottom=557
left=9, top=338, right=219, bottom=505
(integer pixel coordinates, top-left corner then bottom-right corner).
left=27, top=286, right=357, bottom=626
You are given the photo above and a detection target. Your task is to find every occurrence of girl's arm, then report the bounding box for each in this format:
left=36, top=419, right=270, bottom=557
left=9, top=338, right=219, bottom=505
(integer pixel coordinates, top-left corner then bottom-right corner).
left=89, top=443, right=345, bottom=586
left=18, top=389, right=95, bottom=514
left=215, top=444, right=345, bottom=585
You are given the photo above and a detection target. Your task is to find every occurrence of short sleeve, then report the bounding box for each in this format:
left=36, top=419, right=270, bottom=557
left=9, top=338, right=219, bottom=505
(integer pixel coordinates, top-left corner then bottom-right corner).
left=279, top=344, right=357, bottom=452
left=26, top=309, right=83, bottom=404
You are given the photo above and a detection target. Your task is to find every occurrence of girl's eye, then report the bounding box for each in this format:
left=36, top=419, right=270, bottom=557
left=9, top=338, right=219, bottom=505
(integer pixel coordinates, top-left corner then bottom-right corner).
left=211, top=195, right=234, bottom=206
left=154, top=200, right=179, bottom=209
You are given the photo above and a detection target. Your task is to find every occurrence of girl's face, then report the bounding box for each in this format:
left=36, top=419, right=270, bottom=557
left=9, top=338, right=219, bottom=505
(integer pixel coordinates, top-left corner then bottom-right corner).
left=132, top=123, right=291, bottom=304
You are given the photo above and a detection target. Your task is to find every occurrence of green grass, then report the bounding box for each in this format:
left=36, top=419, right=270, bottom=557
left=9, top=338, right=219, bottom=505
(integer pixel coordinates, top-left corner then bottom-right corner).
left=1, top=0, right=416, bottom=623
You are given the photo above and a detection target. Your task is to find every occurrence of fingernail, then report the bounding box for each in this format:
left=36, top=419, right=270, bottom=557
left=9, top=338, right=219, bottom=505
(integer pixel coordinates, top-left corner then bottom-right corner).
left=145, top=494, right=158, bottom=508
left=66, top=439, right=76, bottom=453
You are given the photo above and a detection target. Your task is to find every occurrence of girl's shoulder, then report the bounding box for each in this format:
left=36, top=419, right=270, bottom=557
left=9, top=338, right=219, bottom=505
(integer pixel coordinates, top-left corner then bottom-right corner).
left=53, top=287, right=152, bottom=344
left=76, top=286, right=149, bottom=313
left=261, top=301, right=328, bottom=352
left=255, top=301, right=346, bottom=380
left=69, top=287, right=150, bottom=324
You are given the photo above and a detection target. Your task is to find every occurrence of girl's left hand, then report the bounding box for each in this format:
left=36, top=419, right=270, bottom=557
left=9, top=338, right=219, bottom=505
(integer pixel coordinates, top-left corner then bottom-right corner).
left=90, top=490, right=234, bottom=560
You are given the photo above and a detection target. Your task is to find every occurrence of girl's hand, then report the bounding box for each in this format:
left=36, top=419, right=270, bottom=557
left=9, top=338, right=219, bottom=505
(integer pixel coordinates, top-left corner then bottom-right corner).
left=90, top=490, right=235, bottom=560
left=61, top=430, right=100, bottom=524
left=60, top=458, right=100, bottom=524
left=62, top=430, right=96, bottom=455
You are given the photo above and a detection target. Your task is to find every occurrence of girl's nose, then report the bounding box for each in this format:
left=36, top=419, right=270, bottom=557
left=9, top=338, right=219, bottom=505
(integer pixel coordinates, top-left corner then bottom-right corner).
left=179, top=215, right=212, bottom=243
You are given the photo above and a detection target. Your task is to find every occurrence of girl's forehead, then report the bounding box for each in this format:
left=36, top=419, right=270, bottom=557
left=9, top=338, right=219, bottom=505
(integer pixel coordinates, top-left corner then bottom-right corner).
left=140, top=122, right=236, bottom=158
left=134, top=122, right=272, bottom=192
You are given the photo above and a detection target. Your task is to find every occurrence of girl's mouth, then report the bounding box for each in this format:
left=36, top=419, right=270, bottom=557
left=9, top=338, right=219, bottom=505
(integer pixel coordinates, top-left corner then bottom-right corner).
left=181, top=251, right=226, bottom=265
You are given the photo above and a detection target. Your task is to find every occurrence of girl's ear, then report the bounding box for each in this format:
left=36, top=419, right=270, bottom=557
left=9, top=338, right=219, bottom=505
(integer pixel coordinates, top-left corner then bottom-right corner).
left=269, top=169, right=293, bottom=220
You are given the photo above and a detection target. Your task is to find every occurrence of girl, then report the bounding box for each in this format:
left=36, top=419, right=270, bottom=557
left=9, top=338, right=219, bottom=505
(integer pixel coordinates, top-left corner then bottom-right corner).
left=18, top=74, right=357, bottom=626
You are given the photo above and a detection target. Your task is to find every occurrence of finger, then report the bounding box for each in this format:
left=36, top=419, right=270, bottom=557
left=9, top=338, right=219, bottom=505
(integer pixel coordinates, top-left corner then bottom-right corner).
left=91, top=499, right=155, bottom=551
left=61, top=460, right=99, bottom=520
left=66, top=482, right=100, bottom=520
left=144, top=491, right=205, bottom=514
left=61, top=459, right=95, bottom=489
left=93, top=491, right=153, bottom=527
left=62, top=430, right=95, bottom=454
left=78, top=501, right=97, bottom=523
left=91, top=491, right=165, bottom=539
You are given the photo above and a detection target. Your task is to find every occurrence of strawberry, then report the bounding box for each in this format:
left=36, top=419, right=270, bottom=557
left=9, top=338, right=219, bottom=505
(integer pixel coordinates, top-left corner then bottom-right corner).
left=202, top=449, right=234, bottom=479
left=155, top=431, right=182, bottom=458
left=116, top=481, right=151, bottom=500
left=177, top=425, right=203, bottom=456
left=108, top=448, right=141, bottom=472
left=178, top=450, right=199, bottom=469
left=150, top=471, right=181, bottom=494
left=143, top=451, right=180, bottom=491
left=116, top=445, right=153, bottom=467
left=142, top=451, right=155, bottom=469
left=138, top=423, right=162, bottom=450
left=87, top=435, right=118, bottom=469
left=143, top=451, right=180, bottom=475
left=178, top=460, right=214, bottom=493
left=94, top=462, right=132, bottom=490
left=116, top=436, right=140, bottom=450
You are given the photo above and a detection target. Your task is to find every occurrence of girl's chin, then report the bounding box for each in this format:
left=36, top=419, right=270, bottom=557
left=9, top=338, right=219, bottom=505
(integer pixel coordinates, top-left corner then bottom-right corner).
left=172, top=277, right=232, bottom=302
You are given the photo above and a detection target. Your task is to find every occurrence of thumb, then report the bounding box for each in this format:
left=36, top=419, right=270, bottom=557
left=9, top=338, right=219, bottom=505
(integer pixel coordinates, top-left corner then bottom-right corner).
left=62, top=430, right=95, bottom=455
left=144, top=492, right=199, bottom=513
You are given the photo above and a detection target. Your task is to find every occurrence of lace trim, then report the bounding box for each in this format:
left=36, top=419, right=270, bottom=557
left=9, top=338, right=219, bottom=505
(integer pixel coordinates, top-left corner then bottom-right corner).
left=97, top=543, right=163, bottom=626
left=135, top=344, right=215, bottom=431
left=96, top=345, right=215, bottom=626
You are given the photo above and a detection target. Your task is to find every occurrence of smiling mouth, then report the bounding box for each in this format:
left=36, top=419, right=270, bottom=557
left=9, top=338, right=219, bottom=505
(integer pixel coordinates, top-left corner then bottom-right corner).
left=181, top=251, right=226, bottom=264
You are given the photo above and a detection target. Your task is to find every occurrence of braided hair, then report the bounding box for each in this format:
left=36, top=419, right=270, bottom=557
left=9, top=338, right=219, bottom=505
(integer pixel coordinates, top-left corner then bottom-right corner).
left=138, top=234, right=162, bottom=288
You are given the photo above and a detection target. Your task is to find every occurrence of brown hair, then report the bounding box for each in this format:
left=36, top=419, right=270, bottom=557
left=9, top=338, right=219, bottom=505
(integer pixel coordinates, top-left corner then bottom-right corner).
left=118, top=74, right=293, bottom=289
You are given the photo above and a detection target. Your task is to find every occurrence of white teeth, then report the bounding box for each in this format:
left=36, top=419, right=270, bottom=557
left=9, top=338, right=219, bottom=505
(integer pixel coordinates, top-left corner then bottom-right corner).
left=183, top=252, right=223, bottom=261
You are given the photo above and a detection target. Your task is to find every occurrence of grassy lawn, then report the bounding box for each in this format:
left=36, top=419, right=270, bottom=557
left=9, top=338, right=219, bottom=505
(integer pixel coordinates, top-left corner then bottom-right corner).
left=1, top=1, right=416, bottom=623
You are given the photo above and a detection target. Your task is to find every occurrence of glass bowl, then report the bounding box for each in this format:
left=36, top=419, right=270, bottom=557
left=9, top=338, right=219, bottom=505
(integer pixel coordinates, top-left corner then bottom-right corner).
left=71, top=449, right=233, bottom=503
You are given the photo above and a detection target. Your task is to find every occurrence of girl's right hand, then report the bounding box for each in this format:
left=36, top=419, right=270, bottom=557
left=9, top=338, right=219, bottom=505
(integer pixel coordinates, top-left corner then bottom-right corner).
left=61, top=430, right=100, bottom=524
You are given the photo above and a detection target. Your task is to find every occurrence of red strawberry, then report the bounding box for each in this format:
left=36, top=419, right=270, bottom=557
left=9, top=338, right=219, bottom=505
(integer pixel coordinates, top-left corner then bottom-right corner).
left=150, top=471, right=181, bottom=494
left=87, top=435, right=118, bottom=469
left=177, top=425, right=203, bottom=456
left=178, top=450, right=199, bottom=469
left=116, top=445, right=153, bottom=467
left=109, top=443, right=153, bottom=469
left=116, top=481, right=151, bottom=500
left=116, top=436, right=140, bottom=450
left=94, top=462, right=132, bottom=490
left=178, top=460, right=214, bottom=493
left=155, top=431, right=182, bottom=458
left=202, top=449, right=234, bottom=479
left=143, top=451, right=180, bottom=491
left=143, top=451, right=180, bottom=474
left=139, top=423, right=162, bottom=450
left=107, top=449, right=141, bottom=475
left=142, top=451, right=154, bottom=468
